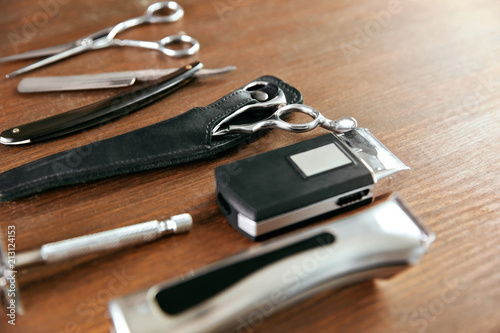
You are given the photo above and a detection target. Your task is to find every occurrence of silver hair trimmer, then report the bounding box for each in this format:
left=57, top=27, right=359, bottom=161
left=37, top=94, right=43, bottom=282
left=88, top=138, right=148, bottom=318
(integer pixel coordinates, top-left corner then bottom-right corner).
left=109, top=194, right=434, bottom=333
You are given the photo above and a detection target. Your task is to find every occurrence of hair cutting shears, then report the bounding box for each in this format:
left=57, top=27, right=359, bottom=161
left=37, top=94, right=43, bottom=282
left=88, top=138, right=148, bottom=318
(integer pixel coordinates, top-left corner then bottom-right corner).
left=1, top=1, right=200, bottom=78
left=211, top=81, right=358, bottom=136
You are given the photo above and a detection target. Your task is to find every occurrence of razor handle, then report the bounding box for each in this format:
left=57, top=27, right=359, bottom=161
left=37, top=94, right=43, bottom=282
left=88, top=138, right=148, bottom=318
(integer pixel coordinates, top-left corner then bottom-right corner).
left=0, top=62, right=201, bottom=145
left=109, top=195, right=434, bottom=333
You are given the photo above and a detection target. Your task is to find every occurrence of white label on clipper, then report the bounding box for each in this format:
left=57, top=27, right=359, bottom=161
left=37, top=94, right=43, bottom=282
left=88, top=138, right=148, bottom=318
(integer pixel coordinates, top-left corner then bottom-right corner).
left=289, top=143, right=352, bottom=177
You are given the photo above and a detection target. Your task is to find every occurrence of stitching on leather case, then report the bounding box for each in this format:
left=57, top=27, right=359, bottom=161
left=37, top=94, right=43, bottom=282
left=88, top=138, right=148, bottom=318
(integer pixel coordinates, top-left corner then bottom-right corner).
left=204, top=97, right=254, bottom=145
left=2, top=92, right=252, bottom=193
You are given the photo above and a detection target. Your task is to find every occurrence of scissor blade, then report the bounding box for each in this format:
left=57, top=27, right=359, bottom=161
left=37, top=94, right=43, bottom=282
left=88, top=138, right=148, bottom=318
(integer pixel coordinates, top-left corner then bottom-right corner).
left=17, top=66, right=237, bottom=92
left=0, top=24, right=115, bottom=64
left=5, top=44, right=91, bottom=78
left=0, top=42, right=77, bottom=63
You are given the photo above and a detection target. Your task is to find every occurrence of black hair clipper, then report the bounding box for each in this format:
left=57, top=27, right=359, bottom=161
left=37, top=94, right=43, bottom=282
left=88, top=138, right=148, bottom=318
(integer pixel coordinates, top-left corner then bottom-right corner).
left=215, top=128, right=410, bottom=240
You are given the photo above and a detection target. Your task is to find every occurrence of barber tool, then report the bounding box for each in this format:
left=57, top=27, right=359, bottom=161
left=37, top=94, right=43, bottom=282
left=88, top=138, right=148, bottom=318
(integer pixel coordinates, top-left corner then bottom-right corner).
left=212, top=91, right=358, bottom=136
left=0, top=214, right=192, bottom=314
left=0, top=62, right=217, bottom=145
left=215, top=126, right=410, bottom=240
left=0, top=76, right=302, bottom=201
left=109, top=194, right=435, bottom=333
left=1, top=1, right=199, bottom=78
left=17, top=66, right=236, bottom=93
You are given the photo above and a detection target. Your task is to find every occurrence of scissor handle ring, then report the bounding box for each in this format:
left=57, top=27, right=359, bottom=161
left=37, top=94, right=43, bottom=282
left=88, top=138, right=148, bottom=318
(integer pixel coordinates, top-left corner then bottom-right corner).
left=146, top=1, right=184, bottom=23
left=159, top=34, right=200, bottom=57
left=275, top=104, right=321, bottom=133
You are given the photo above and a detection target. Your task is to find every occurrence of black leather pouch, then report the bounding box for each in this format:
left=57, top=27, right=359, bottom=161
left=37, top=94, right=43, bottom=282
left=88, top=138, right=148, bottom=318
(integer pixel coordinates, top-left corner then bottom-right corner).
left=0, top=76, right=302, bottom=201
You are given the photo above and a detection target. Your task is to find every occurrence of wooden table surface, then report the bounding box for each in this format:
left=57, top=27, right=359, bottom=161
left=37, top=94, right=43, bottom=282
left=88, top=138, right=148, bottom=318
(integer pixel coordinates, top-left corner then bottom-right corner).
left=0, top=0, right=499, bottom=332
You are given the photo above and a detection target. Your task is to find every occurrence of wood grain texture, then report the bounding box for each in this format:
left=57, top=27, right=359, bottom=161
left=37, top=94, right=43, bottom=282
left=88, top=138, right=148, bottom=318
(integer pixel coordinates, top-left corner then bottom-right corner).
left=0, top=0, right=499, bottom=332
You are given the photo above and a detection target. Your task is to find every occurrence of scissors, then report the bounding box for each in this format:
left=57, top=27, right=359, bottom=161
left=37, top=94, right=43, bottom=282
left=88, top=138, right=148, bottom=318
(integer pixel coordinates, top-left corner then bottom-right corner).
left=211, top=81, right=358, bottom=136
left=2, top=1, right=200, bottom=78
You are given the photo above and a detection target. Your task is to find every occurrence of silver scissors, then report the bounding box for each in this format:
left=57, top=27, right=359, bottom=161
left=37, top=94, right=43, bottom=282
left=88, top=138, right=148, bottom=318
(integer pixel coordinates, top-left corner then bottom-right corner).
left=2, top=1, right=200, bottom=78
left=211, top=81, right=358, bottom=136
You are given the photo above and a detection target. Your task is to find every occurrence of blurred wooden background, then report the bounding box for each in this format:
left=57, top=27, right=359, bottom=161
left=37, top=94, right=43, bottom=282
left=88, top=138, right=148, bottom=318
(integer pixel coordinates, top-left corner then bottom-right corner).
left=0, top=0, right=499, bottom=332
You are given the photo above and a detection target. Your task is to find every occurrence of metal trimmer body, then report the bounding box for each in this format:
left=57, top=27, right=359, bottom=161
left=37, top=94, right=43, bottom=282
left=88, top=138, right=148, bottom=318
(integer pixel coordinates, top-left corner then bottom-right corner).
left=109, top=195, right=434, bottom=333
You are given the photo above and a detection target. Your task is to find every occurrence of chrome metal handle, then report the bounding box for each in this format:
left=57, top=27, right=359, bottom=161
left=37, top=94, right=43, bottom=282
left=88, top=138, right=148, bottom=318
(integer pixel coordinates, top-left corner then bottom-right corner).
left=15, top=214, right=192, bottom=267
left=41, top=216, right=191, bottom=264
